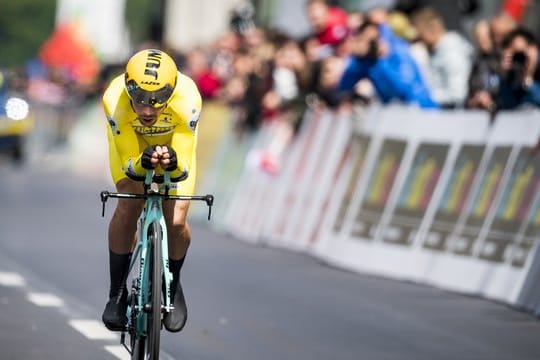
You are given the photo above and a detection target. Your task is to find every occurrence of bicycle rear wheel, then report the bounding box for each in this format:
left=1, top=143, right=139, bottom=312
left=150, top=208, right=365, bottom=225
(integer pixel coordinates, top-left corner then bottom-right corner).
left=146, top=221, right=162, bottom=360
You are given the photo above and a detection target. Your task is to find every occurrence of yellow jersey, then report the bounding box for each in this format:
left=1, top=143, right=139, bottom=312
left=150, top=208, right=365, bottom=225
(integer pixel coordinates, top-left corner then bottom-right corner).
left=102, top=72, right=202, bottom=195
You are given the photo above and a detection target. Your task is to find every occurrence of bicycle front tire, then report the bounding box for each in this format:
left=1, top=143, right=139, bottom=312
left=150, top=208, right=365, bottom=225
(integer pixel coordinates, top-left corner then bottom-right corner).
left=146, top=221, right=162, bottom=360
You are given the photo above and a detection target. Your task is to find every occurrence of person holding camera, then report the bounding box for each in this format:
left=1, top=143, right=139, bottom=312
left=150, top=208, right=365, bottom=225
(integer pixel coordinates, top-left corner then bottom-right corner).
left=465, top=19, right=501, bottom=112
left=497, top=27, right=540, bottom=109
left=338, top=20, right=438, bottom=108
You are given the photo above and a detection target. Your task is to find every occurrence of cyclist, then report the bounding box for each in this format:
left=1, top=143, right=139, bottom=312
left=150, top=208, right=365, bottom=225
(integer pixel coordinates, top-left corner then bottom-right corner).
left=101, top=49, right=202, bottom=333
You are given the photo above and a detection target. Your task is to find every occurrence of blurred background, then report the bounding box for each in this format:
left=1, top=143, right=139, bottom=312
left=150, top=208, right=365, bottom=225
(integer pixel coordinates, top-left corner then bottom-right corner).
left=2, top=0, right=539, bottom=173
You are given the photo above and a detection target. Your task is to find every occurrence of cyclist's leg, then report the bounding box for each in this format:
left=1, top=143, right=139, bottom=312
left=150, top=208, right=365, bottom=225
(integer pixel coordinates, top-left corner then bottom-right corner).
left=161, top=143, right=196, bottom=332
left=106, top=128, right=145, bottom=253
left=161, top=199, right=191, bottom=332
left=163, top=199, right=191, bottom=259
left=103, top=178, right=145, bottom=330
left=109, top=178, right=145, bottom=253
left=165, top=142, right=197, bottom=259
left=103, top=133, right=145, bottom=330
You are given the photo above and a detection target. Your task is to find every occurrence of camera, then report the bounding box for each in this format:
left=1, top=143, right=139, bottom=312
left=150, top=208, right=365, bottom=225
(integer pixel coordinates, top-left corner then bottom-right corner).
left=507, top=51, right=528, bottom=87
left=366, top=39, right=379, bottom=60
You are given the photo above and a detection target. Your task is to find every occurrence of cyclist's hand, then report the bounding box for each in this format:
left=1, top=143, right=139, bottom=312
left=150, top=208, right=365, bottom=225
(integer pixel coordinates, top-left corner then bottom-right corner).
left=141, top=145, right=160, bottom=169
left=159, top=146, right=178, bottom=171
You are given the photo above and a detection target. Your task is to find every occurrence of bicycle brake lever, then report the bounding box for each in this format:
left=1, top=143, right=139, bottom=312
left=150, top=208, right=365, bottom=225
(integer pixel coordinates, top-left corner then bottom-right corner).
left=206, top=195, right=214, bottom=221
left=100, top=191, right=109, bottom=217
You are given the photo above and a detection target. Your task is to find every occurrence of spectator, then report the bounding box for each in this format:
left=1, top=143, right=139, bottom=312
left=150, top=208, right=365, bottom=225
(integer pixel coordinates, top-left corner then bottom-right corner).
left=501, top=0, right=529, bottom=23
left=230, top=1, right=256, bottom=36
left=224, top=47, right=272, bottom=132
left=305, top=0, right=349, bottom=48
left=360, top=0, right=396, bottom=26
left=489, top=12, right=517, bottom=51
left=410, top=6, right=473, bottom=108
left=466, top=20, right=501, bottom=111
left=359, top=1, right=430, bottom=81
left=210, top=31, right=241, bottom=84
left=346, top=11, right=365, bottom=34
left=262, top=38, right=312, bottom=126
left=301, top=35, right=328, bottom=63
left=496, top=27, right=540, bottom=109
left=394, top=0, right=473, bottom=32
left=387, top=11, right=418, bottom=42
left=338, top=20, right=438, bottom=108
left=316, top=55, right=348, bottom=108
left=184, top=48, right=221, bottom=99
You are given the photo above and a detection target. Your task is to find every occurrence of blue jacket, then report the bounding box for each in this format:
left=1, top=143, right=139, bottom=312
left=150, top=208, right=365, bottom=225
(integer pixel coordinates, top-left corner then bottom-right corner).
left=339, top=27, right=439, bottom=109
left=497, top=80, right=540, bottom=109
left=496, top=57, right=540, bottom=109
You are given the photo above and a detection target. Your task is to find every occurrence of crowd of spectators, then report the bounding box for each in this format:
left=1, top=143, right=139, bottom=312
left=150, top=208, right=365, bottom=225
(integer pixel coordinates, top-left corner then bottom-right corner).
left=168, top=0, right=540, bottom=135
left=5, top=0, right=539, bottom=140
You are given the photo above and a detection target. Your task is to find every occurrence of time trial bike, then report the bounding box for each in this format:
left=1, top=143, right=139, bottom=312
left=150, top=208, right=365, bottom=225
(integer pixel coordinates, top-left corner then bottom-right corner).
left=100, top=170, right=213, bottom=359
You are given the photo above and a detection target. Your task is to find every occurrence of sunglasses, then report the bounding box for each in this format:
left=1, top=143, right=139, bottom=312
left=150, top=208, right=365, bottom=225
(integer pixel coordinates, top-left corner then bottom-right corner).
left=126, top=80, right=174, bottom=107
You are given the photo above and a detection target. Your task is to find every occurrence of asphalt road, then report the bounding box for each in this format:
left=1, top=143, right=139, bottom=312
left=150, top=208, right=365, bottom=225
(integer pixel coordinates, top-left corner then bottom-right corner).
left=1, top=161, right=540, bottom=360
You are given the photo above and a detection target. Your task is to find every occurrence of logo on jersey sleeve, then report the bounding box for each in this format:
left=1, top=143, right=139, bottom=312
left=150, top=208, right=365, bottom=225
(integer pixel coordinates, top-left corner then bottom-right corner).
left=106, top=115, right=120, bottom=135
left=188, top=108, right=201, bottom=132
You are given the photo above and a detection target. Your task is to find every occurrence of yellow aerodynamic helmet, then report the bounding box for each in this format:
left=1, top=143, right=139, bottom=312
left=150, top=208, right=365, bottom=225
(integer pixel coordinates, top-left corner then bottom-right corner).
left=124, top=49, right=178, bottom=107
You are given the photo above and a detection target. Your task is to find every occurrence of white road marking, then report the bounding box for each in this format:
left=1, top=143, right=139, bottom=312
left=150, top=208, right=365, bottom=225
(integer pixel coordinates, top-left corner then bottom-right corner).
left=0, top=271, right=26, bottom=287
left=104, top=345, right=131, bottom=360
left=68, top=319, right=118, bottom=340
left=27, top=292, right=64, bottom=307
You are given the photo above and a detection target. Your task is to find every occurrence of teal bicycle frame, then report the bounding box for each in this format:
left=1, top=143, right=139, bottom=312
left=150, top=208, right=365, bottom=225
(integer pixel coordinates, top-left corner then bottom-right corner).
left=131, top=171, right=172, bottom=338
left=101, top=170, right=213, bottom=358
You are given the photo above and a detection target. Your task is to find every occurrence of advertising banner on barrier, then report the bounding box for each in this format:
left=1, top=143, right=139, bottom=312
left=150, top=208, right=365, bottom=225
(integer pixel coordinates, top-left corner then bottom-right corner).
left=351, top=138, right=407, bottom=241
left=333, top=134, right=372, bottom=233
left=452, top=146, right=513, bottom=257
left=424, top=144, right=486, bottom=252
left=482, top=147, right=540, bottom=267
left=217, top=104, right=540, bottom=312
left=381, top=142, right=450, bottom=246
left=310, top=107, right=540, bottom=309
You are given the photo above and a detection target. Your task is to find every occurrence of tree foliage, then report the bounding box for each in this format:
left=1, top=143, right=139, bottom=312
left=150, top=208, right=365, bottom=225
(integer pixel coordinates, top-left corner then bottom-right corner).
left=0, top=0, right=56, bottom=68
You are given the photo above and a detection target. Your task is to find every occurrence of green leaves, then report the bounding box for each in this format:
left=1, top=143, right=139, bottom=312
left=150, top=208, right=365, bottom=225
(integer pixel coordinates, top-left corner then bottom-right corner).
left=0, top=0, right=56, bottom=67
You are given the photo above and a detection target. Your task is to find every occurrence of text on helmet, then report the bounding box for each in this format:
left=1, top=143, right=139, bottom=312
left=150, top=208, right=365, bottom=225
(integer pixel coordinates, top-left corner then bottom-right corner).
left=144, top=50, right=162, bottom=80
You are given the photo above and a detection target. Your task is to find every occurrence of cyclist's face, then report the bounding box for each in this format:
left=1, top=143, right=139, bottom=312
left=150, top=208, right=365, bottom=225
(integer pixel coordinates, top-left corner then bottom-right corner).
left=132, top=102, right=165, bottom=126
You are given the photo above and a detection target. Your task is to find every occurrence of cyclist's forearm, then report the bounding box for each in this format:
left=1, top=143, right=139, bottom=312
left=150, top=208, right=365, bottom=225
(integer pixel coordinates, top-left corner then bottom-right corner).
left=169, top=130, right=195, bottom=182
left=124, top=155, right=147, bottom=181
left=124, top=155, right=188, bottom=182
left=168, top=162, right=188, bottom=182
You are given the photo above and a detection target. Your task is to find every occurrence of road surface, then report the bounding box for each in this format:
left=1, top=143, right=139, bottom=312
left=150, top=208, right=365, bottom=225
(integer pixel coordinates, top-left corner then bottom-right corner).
left=1, top=162, right=540, bottom=360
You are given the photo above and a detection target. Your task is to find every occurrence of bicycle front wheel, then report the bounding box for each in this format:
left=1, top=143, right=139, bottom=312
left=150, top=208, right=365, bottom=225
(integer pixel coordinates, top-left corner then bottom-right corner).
left=146, top=221, right=162, bottom=360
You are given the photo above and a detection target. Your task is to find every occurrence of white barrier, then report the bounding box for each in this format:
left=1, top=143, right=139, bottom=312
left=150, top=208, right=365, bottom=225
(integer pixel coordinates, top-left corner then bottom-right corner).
left=208, top=104, right=540, bottom=313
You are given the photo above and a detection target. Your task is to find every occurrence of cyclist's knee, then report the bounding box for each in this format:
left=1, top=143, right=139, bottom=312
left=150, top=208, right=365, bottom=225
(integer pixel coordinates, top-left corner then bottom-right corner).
left=169, top=207, right=191, bottom=244
left=115, top=199, right=143, bottom=219
left=116, top=178, right=144, bottom=194
left=164, top=200, right=189, bottom=226
left=114, top=178, right=144, bottom=217
left=170, top=219, right=190, bottom=240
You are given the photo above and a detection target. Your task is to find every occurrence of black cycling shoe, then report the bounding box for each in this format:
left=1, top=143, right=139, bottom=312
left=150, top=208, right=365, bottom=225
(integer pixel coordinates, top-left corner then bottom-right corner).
left=163, top=282, right=187, bottom=332
left=102, top=290, right=128, bottom=331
